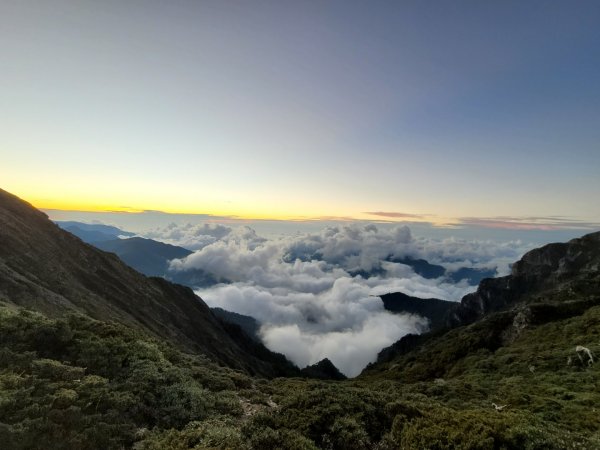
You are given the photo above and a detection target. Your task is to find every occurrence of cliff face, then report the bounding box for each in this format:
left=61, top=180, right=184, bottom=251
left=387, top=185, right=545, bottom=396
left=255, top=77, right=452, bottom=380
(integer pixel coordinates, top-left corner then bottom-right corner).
left=0, top=188, right=297, bottom=377
left=511, top=232, right=600, bottom=281
left=445, top=231, right=600, bottom=327
left=366, top=230, right=600, bottom=372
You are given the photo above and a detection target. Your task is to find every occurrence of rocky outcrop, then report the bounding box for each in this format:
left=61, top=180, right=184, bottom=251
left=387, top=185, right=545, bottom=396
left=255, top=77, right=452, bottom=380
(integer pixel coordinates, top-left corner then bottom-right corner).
left=511, top=231, right=600, bottom=280
left=368, top=230, right=600, bottom=373
left=445, top=231, right=600, bottom=327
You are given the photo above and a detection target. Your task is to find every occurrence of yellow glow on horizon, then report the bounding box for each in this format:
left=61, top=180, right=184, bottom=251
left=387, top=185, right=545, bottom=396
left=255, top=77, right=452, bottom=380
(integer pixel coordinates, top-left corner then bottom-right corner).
left=30, top=199, right=456, bottom=227
left=24, top=195, right=450, bottom=225
left=27, top=196, right=350, bottom=221
left=8, top=182, right=451, bottom=225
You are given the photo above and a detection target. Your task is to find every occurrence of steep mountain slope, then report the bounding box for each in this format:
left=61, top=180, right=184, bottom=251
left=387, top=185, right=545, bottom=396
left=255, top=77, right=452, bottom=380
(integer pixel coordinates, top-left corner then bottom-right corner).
left=55, top=223, right=199, bottom=281
left=70, top=235, right=268, bottom=348
left=93, top=237, right=193, bottom=277
left=0, top=188, right=297, bottom=377
left=212, top=307, right=261, bottom=341
left=446, top=231, right=600, bottom=327
left=366, top=231, right=600, bottom=372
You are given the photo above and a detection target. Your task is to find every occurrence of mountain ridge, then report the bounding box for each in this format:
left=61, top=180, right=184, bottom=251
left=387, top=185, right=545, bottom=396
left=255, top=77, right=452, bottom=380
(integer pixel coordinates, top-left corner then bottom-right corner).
left=0, top=188, right=298, bottom=377
left=93, top=237, right=193, bottom=277
left=54, top=220, right=135, bottom=242
left=380, top=291, right=455, bottom=330
left=445, top=231, right=600, bottom=327
left=365, top=229, right=600, bottom=377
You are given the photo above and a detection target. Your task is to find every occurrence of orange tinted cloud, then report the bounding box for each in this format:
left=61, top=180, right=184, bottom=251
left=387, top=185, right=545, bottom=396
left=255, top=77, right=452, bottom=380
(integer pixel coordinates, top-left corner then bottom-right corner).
left=458, top=216, right=600, bottom=231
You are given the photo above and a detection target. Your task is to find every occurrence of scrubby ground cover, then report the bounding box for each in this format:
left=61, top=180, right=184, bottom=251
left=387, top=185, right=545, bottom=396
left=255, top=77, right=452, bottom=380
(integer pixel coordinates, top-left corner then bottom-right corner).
left=1, top=301, right=599, bottom=449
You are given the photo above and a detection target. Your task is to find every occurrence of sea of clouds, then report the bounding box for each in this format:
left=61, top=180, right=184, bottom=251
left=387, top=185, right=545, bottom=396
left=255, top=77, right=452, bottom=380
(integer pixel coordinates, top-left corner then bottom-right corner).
left=144, top=223, right=532, bottom=376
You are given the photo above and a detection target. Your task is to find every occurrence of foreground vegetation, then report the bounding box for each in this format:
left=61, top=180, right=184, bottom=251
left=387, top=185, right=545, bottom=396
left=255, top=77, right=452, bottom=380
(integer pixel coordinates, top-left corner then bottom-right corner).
left=1, top=300, right=599, bottom=449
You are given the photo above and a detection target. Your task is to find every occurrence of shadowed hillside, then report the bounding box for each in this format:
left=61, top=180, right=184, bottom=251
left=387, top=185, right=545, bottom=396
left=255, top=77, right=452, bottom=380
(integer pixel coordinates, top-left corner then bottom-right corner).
left=0, top=188, right=298, bottom=377
left=446, top=231, right=600, bottom=327
left=380, top=291, right=455, bottom=330
left=93, top=237, right=193, bottom=277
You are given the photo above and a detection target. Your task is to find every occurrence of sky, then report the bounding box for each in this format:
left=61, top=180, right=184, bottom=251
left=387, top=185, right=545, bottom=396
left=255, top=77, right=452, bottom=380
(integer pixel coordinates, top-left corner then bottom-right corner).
left=2, top=0, right=600, bottom=227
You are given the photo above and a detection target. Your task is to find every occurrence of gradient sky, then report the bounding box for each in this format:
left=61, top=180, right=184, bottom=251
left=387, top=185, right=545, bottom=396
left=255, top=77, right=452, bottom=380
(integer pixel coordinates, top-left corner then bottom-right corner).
left=2, top=1, right=600, bottom=226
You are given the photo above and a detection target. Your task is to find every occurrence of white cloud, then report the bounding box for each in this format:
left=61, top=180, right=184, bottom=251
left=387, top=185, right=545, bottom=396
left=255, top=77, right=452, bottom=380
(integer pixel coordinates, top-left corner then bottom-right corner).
left=197, top=279, right=430, bottom=377
left=261, top=312, right=427, bottom=378
left=144, top=223, right=234, bottom=250
left=143, top=223, right=532, bottom=376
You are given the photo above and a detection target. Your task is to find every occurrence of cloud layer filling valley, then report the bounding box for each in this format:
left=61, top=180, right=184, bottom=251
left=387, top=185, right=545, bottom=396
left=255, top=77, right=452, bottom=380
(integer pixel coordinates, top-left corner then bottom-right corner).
left=147, top=223, right=530, bottom=376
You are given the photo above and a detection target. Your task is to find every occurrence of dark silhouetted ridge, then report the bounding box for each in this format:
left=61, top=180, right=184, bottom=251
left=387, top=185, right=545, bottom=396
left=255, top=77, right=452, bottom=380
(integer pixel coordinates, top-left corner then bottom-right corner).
left=55, top=221, right=134, bottom=243
left=93, top=237, right=193, bottom=277
left=364, top=230, right=600, bottom=378
left=0, top=188, right=298, bottom=377
left=380, top=292, right=455, bottom=330
left=300, top=358, right=347, bottom=380
left=445, top=231, right=600, bottom=327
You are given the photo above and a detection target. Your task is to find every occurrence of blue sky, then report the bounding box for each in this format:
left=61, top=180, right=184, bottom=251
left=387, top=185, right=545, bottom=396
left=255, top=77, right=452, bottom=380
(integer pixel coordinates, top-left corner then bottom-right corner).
left=2, top=0, right=599, bottom=226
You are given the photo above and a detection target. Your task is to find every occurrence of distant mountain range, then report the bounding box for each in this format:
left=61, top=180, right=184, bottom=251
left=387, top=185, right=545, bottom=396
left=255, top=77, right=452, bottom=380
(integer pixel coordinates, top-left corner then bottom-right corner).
left=379, top=291, right=455, bottom=330
left=93, top=237, right=193, bottom=277
left=55, top=222, right=497, bottom=291
left=54, top=222, right=267, bottom=347
left=55, top=220, right=135, bottom=242
left=389, top=256, right=496, bottom=284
